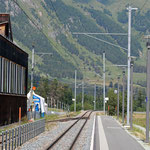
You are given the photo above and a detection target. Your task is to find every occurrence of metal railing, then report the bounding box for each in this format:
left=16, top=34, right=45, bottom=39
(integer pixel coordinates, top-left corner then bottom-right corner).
left=0, top=119, right=45, bottom=150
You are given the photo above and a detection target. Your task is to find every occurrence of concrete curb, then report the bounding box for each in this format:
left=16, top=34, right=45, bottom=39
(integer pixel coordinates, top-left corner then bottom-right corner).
left=90, top=115, right=96, bottom=150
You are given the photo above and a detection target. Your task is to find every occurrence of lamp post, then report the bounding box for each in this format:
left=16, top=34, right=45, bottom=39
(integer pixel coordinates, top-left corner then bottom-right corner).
left=145, top=36, right=150, bottom=143
left=126, top=6, right=138, bottom=126
left=103, top=51, right=106, bottom=114
left=130, top=60, right=134, bottom=130
left=94, top=84, right=96, bottom=111
left=122, top=69, right=125, bottom=124
left=74, top=70, right=77, bottom=112
left=117, top=76, right=120, bottom=120
left=82, top=81, right=84, bottom=110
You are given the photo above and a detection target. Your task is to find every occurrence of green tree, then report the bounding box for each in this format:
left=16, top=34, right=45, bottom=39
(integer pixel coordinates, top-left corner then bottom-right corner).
left=106, top=89, right=123, bottom=115
left=135, top=90, right=146, bottom=111
left=36, top=77, right=50, bottom=101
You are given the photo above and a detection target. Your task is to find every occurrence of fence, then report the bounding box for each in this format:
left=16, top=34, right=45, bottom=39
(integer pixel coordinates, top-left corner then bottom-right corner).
left=0, top=119, right=45, bottom=150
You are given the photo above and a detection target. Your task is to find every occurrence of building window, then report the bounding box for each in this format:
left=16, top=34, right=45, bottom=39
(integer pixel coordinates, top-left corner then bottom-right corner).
left=6, top=60, right=9, bottom=93
left=9, top=62, right=11, bottom=93
left=0, top=57, right=2, bottom=92
left=0, top=57, right=26, bottom=95
left=3, top=59, right=7, bottom=92
left=1, top=58, right=4, bottom=92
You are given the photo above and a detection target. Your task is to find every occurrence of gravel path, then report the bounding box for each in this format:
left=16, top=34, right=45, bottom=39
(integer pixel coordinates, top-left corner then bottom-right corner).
left=17, top=120, right=76, bottom=150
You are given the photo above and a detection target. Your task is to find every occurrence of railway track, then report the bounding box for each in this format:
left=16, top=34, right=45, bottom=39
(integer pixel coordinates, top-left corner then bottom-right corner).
left=46, top=111, right=93, bottom=150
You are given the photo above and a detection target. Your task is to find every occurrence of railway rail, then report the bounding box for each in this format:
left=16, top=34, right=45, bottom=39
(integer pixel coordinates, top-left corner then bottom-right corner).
left=46, top=111, right=93, bottom=150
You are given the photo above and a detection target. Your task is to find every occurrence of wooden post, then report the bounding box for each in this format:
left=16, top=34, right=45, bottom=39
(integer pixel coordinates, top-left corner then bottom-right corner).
left=19, top=107, right=21, bottom=126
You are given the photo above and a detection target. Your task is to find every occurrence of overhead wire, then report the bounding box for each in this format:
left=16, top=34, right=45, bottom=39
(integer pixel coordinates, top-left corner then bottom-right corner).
left=139, top=0, right=149, bottom=13
left=12, top=0, right=62, bottom=54
left=12, top=0, right=76, bottom=70
left=12, top=0, right=47, bottom=40
left=131, top=0, right=149, bottom=43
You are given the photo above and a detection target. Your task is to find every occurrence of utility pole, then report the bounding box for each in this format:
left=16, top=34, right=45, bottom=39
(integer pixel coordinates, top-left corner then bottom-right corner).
left=29, top=44, right=35, bottom=119
left=117, top=76, right=120, bottom=120
left=103, top=51, right=106, bottom=114
left=126, top=6, right=138, bottom=126
left=82, top=81, right=84, bottom=110
left=94, top=84, right=96, bottom=111
left=145, top=36, right=150, bottom=143
left=122, top=69, right=125, bottom=124
left=31, top=45, right=34, bottom=91
left=74, top=70, right=77, bottom=112
left=130, top=61, right=134, bottom=130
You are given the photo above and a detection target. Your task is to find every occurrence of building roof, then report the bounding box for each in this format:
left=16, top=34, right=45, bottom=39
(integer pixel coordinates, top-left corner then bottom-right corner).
left=0, top=14, right=13, bottom=41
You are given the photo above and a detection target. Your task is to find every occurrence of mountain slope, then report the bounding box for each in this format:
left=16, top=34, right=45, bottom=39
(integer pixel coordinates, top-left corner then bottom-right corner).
left=0, top=0, right=148, bottom=86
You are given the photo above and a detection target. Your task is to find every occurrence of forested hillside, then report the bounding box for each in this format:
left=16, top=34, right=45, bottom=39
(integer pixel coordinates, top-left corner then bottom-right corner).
left=0, top=0, right=149, bottom=87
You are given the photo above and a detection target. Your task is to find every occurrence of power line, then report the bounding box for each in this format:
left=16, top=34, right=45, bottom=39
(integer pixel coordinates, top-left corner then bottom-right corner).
left=11, top=0, right=60, bottom=54
left=83, top=34, right=128, bottom=51
left=12, top=0, right=43, bottom=36
left=73, top=32, right=127, bottom=36
left=139, top=0, right=149, bottom=13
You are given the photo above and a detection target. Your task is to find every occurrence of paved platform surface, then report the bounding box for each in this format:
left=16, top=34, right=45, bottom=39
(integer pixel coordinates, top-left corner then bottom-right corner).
left=94, top=116, right=145, bottom=150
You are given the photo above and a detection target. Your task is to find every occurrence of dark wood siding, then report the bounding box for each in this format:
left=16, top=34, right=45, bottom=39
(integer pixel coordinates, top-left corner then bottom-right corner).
left=0, top=35, right=28, bottom=68
left=0, top=34, right=28, bottom=125
left=0, top=95, right=27, bottom=125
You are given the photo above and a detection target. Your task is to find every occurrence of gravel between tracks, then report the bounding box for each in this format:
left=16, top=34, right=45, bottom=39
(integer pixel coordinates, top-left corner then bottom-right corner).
left=17, top=120, right=76, bottom=150
left=72, top=112, right=95, bottom=150
left=51, top=119, right=85, bottom=150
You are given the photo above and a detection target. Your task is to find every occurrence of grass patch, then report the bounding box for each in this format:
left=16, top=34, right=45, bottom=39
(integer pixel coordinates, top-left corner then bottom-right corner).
left=131, top=126, right=146, bottom=142
left=133, top=113, right=150, bottom=130
left=46, top=122, right=57, bottom=131
left=48, top=108, right=65, bottom=112
left=45, top=111, right=81, bottom=122
left=96, top=112, right=105, bottom=116
left=45, top=114, right=60, bottom=121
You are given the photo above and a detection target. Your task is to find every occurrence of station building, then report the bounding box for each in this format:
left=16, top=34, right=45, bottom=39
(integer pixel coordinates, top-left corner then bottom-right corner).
left=0, top=14, right=28, bottom=125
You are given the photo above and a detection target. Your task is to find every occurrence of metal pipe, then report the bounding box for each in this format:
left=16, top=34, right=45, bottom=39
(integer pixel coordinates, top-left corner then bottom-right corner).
left=146, top=40, right=150, bottom=143
left=122, top=70, right=125, bottom=124
left=82, top=81, right=84, bottom=110
left=126, top=6, right=138, bottom=126
left=74, top=70, right=77, bottom=112
left=130, top=62, right=134, bottom=129
left=103, top=51, right=106, bottom=114
left=94, top=84, right=96, bottom=111
left=117, top=76, right=120, bottom=120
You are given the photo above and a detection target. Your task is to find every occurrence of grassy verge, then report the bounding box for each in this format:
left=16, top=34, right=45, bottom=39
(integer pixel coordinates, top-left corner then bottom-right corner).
left=0, top=116, right=29, bottom=134
left=96, top=112, right=105, bottom=116
left=0, top=111, right=81, bottom=134
left=133, top=113, right=150, bottom=130
left=131, top=126, right=145, bottom=141
left=45, top=111, right=81, bottom=122
left=48, top=108, right=65, bottom=112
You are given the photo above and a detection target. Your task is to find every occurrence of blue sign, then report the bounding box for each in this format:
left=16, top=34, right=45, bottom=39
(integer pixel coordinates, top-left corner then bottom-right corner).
left=33, top=95, right=40, bottom=112
left=146, top=97, right=148, bottom=102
